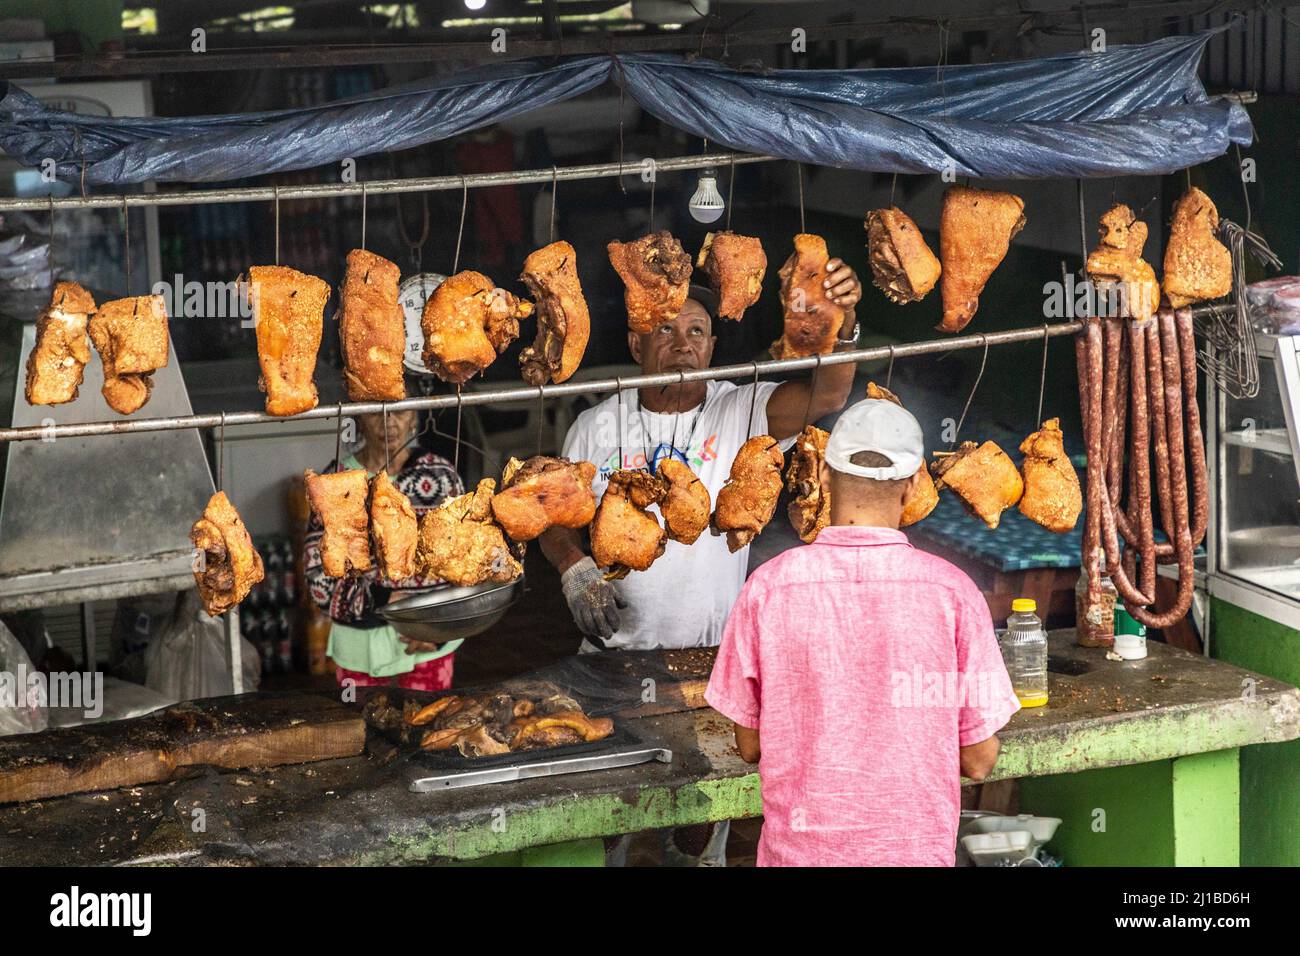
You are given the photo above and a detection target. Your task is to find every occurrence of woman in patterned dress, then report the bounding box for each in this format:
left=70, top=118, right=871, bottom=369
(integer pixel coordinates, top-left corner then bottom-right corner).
left=304, top=408, right=465, bottom=691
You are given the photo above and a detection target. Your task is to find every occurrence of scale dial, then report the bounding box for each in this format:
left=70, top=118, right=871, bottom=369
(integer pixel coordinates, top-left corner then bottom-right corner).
left=398, top=272, right=446, bottom=374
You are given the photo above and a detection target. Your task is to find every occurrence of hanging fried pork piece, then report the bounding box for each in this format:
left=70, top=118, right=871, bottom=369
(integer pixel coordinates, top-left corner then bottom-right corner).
left=415, top=478, right=522, bottom=587
left=1085, top=205, right=1160, bottom=323
left=88, top=294, right=170, bottom=415
left=1017, top=418, right=1082, bottom=533
left=369, top=471, right=419, bottom=580
left=712, top=436, right=785, bottom=552
left=248, top=265, right=331, bottom=416
left=421, top=269, right=533, bottom=385
left=772, top=233, right=846, bottom=359
left=864, top=382, right=939, bottom=527
left=608, top=231, right=693, bottom=334
left=519, top=241, right=590, bottom=385
left=697, top=231, right=766, bottom=321
left=656, top=459, right=711, bottom=545
left=305, top=469, right=372, bottom=577
left=24, top=281, right=97, bottom=406
left=1162, top=187, right=1232, bottom=309
left=864, top=207, right=941, bottom=304
left=490, top=456, right=598, bottom=541
left=590, top=469, right=668, bottom=579
left=339, top=249, right=406, bottom=401
left=190, top=491, right=265, bottom=617
left=786, top=425, right=831, bottom=544
left=930, top=441, right=1024, bottom=530
left=938, top=186, right=1025, bottom=332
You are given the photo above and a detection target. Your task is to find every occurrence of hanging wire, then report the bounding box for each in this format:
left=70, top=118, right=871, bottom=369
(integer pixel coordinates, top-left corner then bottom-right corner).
left=648, top=176, right=656, bottom=233
left=795, top=162, right=805, bottom=233
left=725, top=155, right=736, bottom=231
left=273, top=185, right=281, bottom=265
left=453, top=386, right=463, bottom=472
left=746, top=362, right=761, bottom=437
left=615, top=377, right=625, bottom=467
left=47, top=195, right=54, bottom=282
left=1076, top=180, right=1088, bottom=266
left=549, top=165, right=558, bottom=244
left=950, top=335, right=989, bottom=448
left=885, top=345, right=896, bottom=389
left=800, top=352, right=823, bottom=430
left=122, top=195, right=131, bottom=291
left=452, top=177, right=468, bottom=274
left=889, top=172, right=898, bottom=207
left=535, top=385, right=546, bottom=455
left=381, top=401, right=390, bottom=474
left=217, top=412, right=226, bottom=493
left=334, top=402, right=345, bottom=471
left=360, top=182, right=368, bottom=251
left=1035, top=324, right=1050, bottom=427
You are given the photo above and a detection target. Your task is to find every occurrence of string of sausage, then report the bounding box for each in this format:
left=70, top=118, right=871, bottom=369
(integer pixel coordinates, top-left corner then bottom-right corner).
left=1077, top=306, right=1208, bottom=629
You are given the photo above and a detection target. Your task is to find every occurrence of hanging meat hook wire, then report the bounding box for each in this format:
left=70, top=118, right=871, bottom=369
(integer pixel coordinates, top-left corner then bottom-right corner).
left=746, top=362, right=761, bottom=438
left=273, top=185, right=281, bottom=265
left=549, top=165, right=559, bottom=244
left=122, top=195, right=131, bottom=291
left=453, top=386, right=463, bottom=473
left=334, top=401, right=345, bottom=472
left=452, top=176, right=468, bottom=274
left=217, top=411, right=226, bottom=492
left=885, top=345, right=897, bottom=390
left=381, top=401, right=390, bottom=474
left=1036, top=323, right=1051, bottom=427
left=795, top=162, right=805, bottom=234
left=950, top=335, right=989, bottom=448
left=725, top=155, right=737, bottom=231
left=360, top=182, right=368, bottom=251
left=800, top=352, right=823, bottom=431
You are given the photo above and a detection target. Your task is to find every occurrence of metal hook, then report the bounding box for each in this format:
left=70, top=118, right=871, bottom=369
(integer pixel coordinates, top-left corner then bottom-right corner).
left=886, top=344, right=897, bottom=389
left=889, top=172, right=898, bottom=207
left=381, top=400, right=389, bottom=474
left=122, top=195, right=131, bottom=292
left=746, top=361, right=761, bottom=438
left=1036, top=323, right=1050, bottom=427
left=452, top=176, right=468, bottom=275
left=47, top=195, right=55, bottom=281
left=795, top=162, right=805, bottom=234
left=217, top=411, right=226, bottom=493
left=549, top=165, right=559, bottom=244
left=951, top=335, right=990, bottom=447
left=453, top=385, right=464, bottom=473
left=535, top=384, right=546, bottom=456
left=615, top=376, right=625, bottom=466
left=725, top=155, right=737, bottom=231
left=801, top=351, right=823, bottom=430
left=274, top=185, right=281, bottom=265
left=360, top=182, right=368, bottom=251
left=335, top=401, right=345, bottom=472
left=648, top=176, right=656, bottom=234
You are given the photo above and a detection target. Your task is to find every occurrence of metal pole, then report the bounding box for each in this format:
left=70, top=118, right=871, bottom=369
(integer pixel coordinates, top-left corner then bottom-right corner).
left=0, top=322, right=1085, bottom=444
left=0, top=152, right=775, bottom=214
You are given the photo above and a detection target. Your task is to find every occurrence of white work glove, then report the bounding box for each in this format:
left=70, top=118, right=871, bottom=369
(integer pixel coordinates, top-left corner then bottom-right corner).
left=560, top=556, right=626, bottom=639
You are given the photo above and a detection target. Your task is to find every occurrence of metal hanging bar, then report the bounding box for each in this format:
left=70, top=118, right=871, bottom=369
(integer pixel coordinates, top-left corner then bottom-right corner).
left=0, top=321, right=1085, bottom=444
left=0, top=152, right=775, bottom=214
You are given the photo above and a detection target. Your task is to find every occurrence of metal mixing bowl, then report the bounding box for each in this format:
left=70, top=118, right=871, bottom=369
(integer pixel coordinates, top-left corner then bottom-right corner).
left=379, top=576, right=524, bottom=643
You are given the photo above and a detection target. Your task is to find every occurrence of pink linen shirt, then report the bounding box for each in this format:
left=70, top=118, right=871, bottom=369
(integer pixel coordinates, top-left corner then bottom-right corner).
left=705, top=524, right=1021, bottom=866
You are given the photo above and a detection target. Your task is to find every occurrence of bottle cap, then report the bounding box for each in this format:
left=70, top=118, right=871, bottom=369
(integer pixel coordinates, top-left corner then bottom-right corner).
left=1011, top=598, right=1037, bottom=613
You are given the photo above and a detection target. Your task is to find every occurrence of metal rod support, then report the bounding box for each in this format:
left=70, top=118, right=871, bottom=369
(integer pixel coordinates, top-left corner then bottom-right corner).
left=0, top=322, right=1084, bottom=444
left=0, top=152, right=775, bottom=214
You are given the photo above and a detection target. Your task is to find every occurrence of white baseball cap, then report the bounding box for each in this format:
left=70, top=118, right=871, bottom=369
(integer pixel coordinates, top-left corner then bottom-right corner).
left=824, top=399, right=925, bottom=480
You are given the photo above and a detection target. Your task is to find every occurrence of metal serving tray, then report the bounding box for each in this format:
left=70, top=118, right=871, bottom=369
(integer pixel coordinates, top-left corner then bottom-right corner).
left=408, top=727, right=672, bottom=792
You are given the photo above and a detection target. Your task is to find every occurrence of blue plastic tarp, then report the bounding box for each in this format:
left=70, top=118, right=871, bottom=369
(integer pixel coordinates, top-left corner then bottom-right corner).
left=0, top=29, right=1251, bottom=186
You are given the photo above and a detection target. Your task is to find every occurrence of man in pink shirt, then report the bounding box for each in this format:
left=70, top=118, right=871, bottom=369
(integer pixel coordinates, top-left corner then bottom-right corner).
left=705, top=397, right=1021, bottom=866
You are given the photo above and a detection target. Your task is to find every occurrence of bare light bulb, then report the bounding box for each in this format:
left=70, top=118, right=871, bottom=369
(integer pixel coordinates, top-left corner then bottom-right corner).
left=464, top=0, right=486, bottom=9
left=688, top=167, right=725, bottom=224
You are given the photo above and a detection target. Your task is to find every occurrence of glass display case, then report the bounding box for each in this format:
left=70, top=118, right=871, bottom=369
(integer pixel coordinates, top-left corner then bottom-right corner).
left=1207, top=331, right=1300, bottom=629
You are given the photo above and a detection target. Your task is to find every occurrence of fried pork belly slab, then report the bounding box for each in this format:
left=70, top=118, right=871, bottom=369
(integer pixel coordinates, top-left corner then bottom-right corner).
left=931, top=441, right=1024, bottom=530
left=657, top=459, right=711, bottom=545
left=863, top=382, right=939, bottom=527
left=938, top=186, right=1025, bottom=333
left=305, top=469, right=373, bottom=577
left=416, top=478, right=522, bottom=587
left=248, top=265, right=331, bottom=416
left=1085, top=204, right=1160, bottom=323
left=1163, top=187, right=1232, bottom=309
left=25, top=281, right=96, bottom=406
left=509, top=711, right=614, bottom=750
left=772, top=233, right=846, bottom=359
left=190, top=491, right=265, bottom=617
left=519, top=241, right=590, bottom=385
left=697, top=231, right=766, bottom=321
left=865, top=207, right=941, bottom=304
left=370, top=470, right=419, bottom=580
left=490, top=456, right=598, bottom=542
left=786, top=425, right=831, bottom=544
left=401, top=691, right=613, bottom=756
left=607, top=231, right=692, bottom=334
left=421, top=269, right=533, bottom=385
left=339, top=249, right=406, bottom=401
left=1017, top=418, right=1082, bottom=533
left=590, top=469, right=668, bottom=579
left=712, top=436, right=785, bottom=552
left=88, top=294, right=170, bottom=415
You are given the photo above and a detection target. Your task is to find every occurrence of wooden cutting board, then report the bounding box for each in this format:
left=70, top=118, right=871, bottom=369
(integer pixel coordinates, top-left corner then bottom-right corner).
left=0, top=691, right=364, bottom=805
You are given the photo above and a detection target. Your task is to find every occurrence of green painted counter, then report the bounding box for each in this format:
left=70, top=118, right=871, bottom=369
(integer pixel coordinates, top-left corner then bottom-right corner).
left=0, top=631, right=1295, bottom=865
